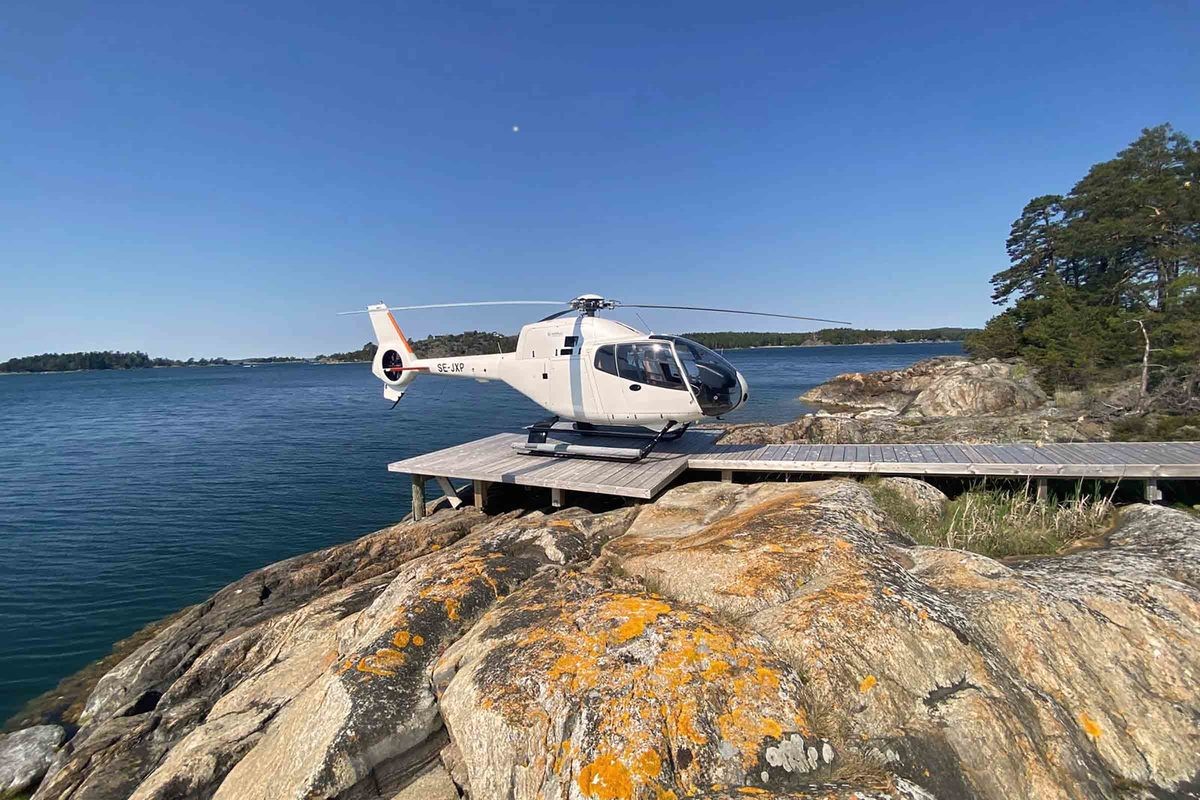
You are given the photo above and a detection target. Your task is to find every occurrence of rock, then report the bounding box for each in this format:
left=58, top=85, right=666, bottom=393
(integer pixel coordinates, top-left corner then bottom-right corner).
left=719, top=414, right=873, bottom=445
left=800, top=357, right=1046, bottom=418
left=607, top=481, right=1200, bottom=799
left=389, top=761, right=459, bottom=800
left=855, top=408, right=899, bottom=419
left=35, top=508, right=488, bottom=800
left=21, top=479, right=1200, bottom=800
left=872, top=477, right=948, bottom=523
left=0, top=725, right=64, bottom=798
left=906, top=373, right=1043, bottom=417
left=433, top=570, right=838, bottom=799
left=211, top=507, right=637, bottom=800
left=719, top=405, right=1104, bottom=445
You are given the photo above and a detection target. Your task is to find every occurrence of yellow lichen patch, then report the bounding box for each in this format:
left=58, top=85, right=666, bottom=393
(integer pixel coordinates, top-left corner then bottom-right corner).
left=411, top=634, right=425, bottom=646
left=392, top=631, right=411, bottom=648
left=608, top=597, right=672, bottom=642
left=577, top=752, right=633, bottom=800
left=354, top=646, right=408, bottom=677
left=633, top=748, right=663, bottom=781
left=1079, top=711, right=1102, bottom=739
left=859, top=675, right=878, bottom=693
left=445, top=597, right=461, bottom=621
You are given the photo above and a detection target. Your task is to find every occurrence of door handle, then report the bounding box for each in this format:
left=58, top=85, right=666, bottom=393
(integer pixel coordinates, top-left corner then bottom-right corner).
left=628, top=384, right=641, bottom=391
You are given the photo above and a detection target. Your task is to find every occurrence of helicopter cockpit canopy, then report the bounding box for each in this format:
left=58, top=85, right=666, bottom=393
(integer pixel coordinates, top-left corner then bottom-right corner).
left=593, top=336, right=743, bottom=416
left=653, top=335, right=744, bottom=416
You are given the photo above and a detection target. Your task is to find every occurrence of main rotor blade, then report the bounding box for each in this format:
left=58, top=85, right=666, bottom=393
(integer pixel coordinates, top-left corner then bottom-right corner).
left=338, top=300, right=567, bottom=315
left=617, top=303, right=852, bottom=326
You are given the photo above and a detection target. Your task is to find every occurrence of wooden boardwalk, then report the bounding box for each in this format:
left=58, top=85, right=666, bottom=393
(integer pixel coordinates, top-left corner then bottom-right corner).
left=389, top=431, right=1200, bottom=517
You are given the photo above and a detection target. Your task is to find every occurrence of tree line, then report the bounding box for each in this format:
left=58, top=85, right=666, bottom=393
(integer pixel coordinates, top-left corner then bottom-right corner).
left=0, top=351, right=308, bottom=373
left=0, top=351, right=224, bottom=373
left=683, top=328, right=975, bottom=349
left=966, top=123, right=1198, bottom=411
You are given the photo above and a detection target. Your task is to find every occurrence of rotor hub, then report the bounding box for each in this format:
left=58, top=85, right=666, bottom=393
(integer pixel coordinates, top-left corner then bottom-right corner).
left=569, top=294, right=617, bottom=316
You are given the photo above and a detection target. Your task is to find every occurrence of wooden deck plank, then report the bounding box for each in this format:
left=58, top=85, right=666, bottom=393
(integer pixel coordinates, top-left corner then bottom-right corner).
left=390, top=432, right=1200, bottom=505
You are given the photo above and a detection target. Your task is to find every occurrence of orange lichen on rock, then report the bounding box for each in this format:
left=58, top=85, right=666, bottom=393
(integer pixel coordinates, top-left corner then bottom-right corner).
left=1078, top=711, right=1102, bottom=739
left=444, top=574, right=817, bottom=799
left=578, top=751, right=634, bottom=799
left=610, top=596, right=672, bottom=642
left=859, top=675, right=877, bottom=694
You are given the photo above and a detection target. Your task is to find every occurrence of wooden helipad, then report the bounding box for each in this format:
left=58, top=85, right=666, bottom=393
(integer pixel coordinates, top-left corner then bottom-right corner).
left=389, top=431, right=1200, bottom=518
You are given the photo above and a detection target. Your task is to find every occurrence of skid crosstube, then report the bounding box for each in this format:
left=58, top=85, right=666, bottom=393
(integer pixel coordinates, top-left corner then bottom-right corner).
left=513, top=417, right=688, bottom=462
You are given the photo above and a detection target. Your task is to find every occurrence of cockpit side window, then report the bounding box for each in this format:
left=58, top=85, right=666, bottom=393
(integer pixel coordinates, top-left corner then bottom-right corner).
left=614, top=343, right=686, bottom=390
left=594, top=345, right=618, bottom=376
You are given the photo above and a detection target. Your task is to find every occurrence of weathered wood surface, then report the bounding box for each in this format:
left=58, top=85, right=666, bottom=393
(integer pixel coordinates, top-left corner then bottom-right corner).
left=389, top=431, right=1200, bottom=501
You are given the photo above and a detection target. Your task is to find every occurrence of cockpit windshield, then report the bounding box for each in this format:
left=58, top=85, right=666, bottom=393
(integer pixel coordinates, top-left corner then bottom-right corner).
left=651, top=336, right=743, bottom=415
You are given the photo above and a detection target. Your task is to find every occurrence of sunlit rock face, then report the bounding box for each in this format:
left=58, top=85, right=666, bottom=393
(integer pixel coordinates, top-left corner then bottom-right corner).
left=721, top=357, right=1093, bottom=446
left=435, top=570, right=834, bottom=800
left=799, top=357, right=1046, bottom=418
left=610, top=482, right=1200, bottom=800
left=26, top=479, right=1200, bottom=800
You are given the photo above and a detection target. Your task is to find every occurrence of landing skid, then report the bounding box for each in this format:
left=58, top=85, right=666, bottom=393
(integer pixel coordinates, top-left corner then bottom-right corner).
left=512, top=418, right=689, bottom=462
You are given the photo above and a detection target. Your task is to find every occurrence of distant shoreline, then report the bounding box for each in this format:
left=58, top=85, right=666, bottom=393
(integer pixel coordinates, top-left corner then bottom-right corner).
left=723, top=339, right=963, bottom=351
left=0, top=341, right=965, bottom=376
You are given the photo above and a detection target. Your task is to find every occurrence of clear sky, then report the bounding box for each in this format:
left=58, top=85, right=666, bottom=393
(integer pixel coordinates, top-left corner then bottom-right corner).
left=3, top=1, right=1197, bottom=359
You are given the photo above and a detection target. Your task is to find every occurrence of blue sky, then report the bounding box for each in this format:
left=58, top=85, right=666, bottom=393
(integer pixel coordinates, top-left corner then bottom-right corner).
left=2, top=1, right=1197, bottom=359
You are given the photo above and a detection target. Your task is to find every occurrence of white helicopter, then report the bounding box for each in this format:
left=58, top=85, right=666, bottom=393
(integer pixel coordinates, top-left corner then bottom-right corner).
left=345, top=294, right=849, bottom=460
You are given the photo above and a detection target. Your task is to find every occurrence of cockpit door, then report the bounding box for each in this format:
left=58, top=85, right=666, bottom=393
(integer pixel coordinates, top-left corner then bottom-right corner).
left=590, top=341, right=696, bottom=424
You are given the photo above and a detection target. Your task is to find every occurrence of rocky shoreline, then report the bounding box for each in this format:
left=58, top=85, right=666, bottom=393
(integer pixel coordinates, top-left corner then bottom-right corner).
left=723, top=356, right=1142, bottom=445
left=6, top=357, right=1200, bottom=800
left=6, top=477, right=1200, bottom=799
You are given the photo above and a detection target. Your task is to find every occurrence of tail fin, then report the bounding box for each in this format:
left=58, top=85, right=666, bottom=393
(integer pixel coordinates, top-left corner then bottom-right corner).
left=367, top=304, right=420, bottom=402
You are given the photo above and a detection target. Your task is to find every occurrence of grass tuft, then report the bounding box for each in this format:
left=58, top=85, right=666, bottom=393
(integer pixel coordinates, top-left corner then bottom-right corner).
left=868, top=480, right=1116, bottom=558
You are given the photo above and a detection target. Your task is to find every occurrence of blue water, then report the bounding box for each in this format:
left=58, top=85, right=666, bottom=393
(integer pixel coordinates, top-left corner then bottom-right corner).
left=0, top=342, right=960, bottom=721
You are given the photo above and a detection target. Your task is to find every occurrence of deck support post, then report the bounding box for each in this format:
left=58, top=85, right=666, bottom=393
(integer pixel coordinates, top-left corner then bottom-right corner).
left=473, top=480, right=490, bottom=511
left=721, top=470, right=733, bottom=483
left=1035, top=478, right=1048, bottom=503
left=1145, top=478, right=1162, bottom=504
left=411, top=475, right=427, bottom=522
left=435, top=476, right=463, bottom=509
left=551, top=487, right=564, bottom=508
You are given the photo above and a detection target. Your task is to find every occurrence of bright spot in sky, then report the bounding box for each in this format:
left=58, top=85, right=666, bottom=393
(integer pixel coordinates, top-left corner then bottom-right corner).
left=512, top=125, right=519, bottom=132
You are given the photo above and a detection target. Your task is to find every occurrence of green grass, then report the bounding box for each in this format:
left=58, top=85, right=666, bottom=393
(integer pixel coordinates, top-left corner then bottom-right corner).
left=868, top=480, right=1116, bottom=558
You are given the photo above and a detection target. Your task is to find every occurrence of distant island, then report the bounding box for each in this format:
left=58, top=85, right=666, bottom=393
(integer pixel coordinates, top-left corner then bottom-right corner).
left=0, top=328, right=972, bottom=374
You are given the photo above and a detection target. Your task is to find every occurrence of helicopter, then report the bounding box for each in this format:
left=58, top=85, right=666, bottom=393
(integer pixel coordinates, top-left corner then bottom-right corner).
left=345, top=294, right=850, bottom=461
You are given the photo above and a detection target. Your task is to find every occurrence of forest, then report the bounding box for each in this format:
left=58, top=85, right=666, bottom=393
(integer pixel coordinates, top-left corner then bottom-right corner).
left=966, top=124, right=1198, bottom=412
